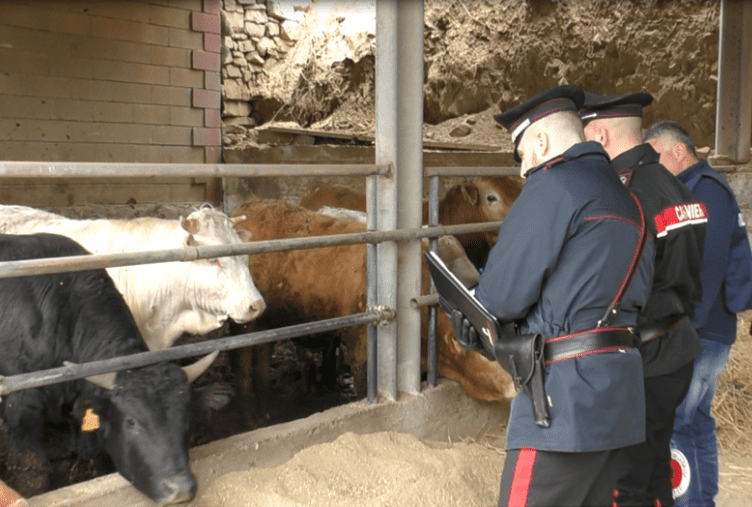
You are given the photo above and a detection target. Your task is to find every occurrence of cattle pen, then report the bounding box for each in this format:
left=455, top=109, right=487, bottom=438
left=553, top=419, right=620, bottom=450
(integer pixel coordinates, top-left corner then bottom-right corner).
left=0, top=0, right=751, bottom=505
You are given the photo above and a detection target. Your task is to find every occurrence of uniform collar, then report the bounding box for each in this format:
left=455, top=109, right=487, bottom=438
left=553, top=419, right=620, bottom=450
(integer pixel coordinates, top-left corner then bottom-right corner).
left=677, top=159, right=710, bottom=184
left=525, top=141, right=609, bottom=177
left=610, top=143, right=660, bottom=174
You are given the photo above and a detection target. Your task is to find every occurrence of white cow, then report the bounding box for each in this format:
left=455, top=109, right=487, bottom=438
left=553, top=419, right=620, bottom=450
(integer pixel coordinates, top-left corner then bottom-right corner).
left=0, top=204, right=266, bottom=350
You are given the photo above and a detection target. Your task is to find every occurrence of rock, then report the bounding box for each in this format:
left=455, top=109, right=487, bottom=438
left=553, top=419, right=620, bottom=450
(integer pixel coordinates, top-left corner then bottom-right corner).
left=257, top=37, right=276, bottom=56
left=222, top=100, right=251, bottom=118
left=449, top=124, right=472, bottom=138
left=266, top=21, right=280, bottom=37
left=267, top=0, right=288, bottom=22
left=245, top=9, right=268, bottom=24
left=223, top=79, right=250, bottom=101
left=239, top=40, right=255, bottom=53
left=245, top=21, right=266, bottom=38
left=226, top=65, right=242, bottom=79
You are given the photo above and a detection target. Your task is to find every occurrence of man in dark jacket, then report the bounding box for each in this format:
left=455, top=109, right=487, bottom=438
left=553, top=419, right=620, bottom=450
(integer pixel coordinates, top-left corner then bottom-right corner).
left=644, top=121, right=752, bottom=507
left=580, top=92, right=707, bottom=506
left=458, top=85, right=654, bottom=506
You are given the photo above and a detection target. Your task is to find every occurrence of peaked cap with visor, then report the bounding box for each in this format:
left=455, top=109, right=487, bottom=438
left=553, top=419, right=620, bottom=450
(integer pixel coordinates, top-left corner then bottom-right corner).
left=494, top=85, right=585, bottom=162
left=579, top=91, right=654, bottom=125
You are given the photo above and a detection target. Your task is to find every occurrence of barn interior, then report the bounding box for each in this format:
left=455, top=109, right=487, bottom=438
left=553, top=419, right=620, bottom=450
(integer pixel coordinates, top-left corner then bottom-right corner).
left=1, top=0, right=751, bottom=505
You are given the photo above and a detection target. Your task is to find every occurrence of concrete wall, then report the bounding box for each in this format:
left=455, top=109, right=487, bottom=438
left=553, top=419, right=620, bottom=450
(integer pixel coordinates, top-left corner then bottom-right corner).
left=0, top=0, right=223, bottom=206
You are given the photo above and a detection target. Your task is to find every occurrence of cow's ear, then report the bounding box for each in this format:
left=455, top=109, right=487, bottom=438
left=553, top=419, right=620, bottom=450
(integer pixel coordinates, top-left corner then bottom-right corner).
left=180, top=216, right=201, bottom=234
left=236, top=229, right=252, bottom=242
left=461, top=184, right=479, bottom=206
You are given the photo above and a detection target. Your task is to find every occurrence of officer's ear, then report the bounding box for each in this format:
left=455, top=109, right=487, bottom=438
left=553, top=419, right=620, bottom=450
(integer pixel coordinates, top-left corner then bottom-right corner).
left=671, top=141, right=688, bottom=165
left=533, top=131, right=549, bottom=160
left=585, top=122, right=608, bottom=148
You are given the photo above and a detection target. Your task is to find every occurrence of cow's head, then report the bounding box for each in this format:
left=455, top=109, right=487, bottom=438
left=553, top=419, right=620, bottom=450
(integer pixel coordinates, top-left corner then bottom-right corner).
left=474, top=176, right=523, bottom=245
left=178, top=206, right=266, bottom=331
left=73, top=353, right=217, bottom=505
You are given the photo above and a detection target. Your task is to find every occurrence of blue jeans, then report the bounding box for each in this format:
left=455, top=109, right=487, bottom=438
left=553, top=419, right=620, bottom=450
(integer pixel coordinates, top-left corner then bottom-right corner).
left=671, top=339, right=731, bottom=507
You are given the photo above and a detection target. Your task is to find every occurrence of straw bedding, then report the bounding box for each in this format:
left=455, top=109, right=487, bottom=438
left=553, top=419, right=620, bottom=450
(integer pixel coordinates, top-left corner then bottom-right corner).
left=713, top=310, right=752, bottom=455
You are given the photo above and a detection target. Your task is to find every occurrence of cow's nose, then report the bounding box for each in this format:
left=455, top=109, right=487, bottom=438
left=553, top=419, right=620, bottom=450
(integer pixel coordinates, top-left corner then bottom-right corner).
left=159, top=473, right=196, bottom=505
left=249, top=298, right=266, bottom=319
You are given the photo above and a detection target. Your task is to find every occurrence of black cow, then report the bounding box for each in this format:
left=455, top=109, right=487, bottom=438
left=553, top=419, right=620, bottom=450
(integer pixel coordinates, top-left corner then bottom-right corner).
left=0, top=233, right=218, bottom=504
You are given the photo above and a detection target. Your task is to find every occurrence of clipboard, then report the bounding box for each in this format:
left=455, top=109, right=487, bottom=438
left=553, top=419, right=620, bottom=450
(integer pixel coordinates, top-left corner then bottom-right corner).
left=425, top=250, right=502, bottom=352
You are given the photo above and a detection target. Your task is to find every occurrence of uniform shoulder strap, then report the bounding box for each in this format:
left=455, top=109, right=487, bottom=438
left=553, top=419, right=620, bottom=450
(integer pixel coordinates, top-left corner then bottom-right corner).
left=598, top=193, right=648, bottom=328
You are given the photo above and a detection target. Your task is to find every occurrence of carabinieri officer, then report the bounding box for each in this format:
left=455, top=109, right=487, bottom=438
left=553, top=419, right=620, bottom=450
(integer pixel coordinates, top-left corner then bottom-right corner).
left=468, top=85, right=655, bottom=506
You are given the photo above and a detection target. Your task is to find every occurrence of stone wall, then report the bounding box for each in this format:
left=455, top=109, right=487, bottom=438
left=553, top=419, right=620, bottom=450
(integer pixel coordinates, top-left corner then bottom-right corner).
left=220, top=0, right=298, bottom=145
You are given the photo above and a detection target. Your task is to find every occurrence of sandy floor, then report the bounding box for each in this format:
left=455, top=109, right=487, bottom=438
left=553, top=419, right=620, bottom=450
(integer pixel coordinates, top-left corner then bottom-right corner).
left=189, top=430, right=751, bottom=507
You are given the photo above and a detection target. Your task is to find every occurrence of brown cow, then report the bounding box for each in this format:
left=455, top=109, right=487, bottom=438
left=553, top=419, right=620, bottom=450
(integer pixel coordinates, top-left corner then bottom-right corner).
left=231, top=197, right=513, bottom=421
left=299, top=177, right=523, bottom=269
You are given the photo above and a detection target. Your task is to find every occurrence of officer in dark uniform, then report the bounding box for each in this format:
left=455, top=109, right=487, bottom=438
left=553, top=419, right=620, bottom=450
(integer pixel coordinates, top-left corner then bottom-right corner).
left=644, top=121, right=752, bottom=507
left=459, top=85, right=654, bottom=506
left=579, top=92, right=707, bottom=506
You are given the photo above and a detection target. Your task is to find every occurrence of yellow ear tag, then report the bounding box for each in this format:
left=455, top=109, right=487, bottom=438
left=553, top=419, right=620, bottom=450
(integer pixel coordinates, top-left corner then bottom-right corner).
left=82, top=407, right=100, bottom=433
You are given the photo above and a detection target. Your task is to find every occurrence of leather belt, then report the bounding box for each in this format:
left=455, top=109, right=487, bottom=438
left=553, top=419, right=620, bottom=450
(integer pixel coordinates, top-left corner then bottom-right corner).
left=637, top=315, right=689, bottom=343
left=544, top=328, right=635, bottom=364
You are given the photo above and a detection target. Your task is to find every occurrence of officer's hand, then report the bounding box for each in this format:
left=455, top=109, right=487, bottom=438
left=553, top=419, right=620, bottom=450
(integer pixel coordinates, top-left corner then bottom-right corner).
left=450, top=310, right=494, bottom=360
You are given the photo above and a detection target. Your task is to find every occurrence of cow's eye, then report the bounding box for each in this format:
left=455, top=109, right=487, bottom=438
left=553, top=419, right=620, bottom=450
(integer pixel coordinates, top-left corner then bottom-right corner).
left=125, top=417, right=138, bottom=430
left=486, top=195, right=499, bottom=204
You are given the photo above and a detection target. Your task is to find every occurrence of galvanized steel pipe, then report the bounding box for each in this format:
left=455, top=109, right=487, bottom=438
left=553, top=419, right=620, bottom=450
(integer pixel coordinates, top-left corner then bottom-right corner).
left=0, top=162, right=390, bottom=178
left=0, top=309, right=393, bottom=398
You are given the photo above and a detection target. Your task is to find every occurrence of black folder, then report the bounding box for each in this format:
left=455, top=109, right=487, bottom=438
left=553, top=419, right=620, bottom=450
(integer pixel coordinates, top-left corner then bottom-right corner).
left=425, top=250, right=502, bottom=353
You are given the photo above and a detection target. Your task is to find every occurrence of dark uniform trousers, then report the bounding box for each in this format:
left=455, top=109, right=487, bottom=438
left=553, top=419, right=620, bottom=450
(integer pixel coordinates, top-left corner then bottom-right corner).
left=615, top=360, right=695, bottom=506
left=499, top=447, right=627, bottom=507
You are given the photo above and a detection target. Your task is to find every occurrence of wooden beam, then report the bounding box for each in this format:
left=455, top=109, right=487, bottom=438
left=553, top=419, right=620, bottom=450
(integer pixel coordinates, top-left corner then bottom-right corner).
left=715, top=0, right=752, bottom=163
left=257, top=125, right=504, bottom=152
left=224, top=145, right=517, bottom=166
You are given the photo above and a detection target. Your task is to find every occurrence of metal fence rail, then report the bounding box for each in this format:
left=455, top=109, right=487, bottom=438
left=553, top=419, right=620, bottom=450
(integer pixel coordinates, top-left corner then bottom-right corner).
left=0, top=160, right=517, bottom=404
left=0, top=222, right=503, bottom=278
left=0, top=309, right=393, bottom=400
left=0, top=162, right=392, bottom=178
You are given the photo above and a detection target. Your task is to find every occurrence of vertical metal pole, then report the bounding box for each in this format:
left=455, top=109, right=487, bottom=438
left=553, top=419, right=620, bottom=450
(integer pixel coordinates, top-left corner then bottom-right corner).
left=375, top=0, right=399, bottom=401
left=427, top=176, right=440, bottom=386
left=366, top=176, right=378, bottom=403
left=395, top=0, right=424, bottom=395
left=715, top=0, right=752, bottom=163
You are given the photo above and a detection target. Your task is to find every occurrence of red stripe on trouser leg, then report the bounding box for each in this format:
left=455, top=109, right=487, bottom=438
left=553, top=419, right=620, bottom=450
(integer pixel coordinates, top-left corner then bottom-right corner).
left=508, top=448, right=537, bottom=507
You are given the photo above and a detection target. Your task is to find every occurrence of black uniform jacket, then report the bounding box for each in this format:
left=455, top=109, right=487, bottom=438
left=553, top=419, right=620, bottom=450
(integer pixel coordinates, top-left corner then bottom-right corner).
left=613, top=144, right=706, bottom=377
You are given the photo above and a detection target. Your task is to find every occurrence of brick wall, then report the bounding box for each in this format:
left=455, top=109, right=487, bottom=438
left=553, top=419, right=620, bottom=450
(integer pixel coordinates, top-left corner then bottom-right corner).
left=0, top=0, right=224, bottom=206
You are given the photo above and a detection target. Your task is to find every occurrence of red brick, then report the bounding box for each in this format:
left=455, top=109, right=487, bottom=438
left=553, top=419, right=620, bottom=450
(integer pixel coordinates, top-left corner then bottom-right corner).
left=204, top=32, right=221, bottom=53
left=205, top=108, right=221, bottom=128
left=193, top=127, right=220, bottom=146
left=205, top=145, right=221, bottom=163
left=203, top=0, right=221, bottom=15
left=204, top=71, right=221, bottom=91
left=192, top=89, right=220, bottom=109
left=191, top=12, right=220, bottom=34
left=192, top=50, right=219, bottom=71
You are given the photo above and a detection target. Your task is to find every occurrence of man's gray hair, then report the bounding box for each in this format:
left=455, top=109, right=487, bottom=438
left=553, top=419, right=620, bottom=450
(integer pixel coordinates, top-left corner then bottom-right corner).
left=643, top=121, right=698, bottom=158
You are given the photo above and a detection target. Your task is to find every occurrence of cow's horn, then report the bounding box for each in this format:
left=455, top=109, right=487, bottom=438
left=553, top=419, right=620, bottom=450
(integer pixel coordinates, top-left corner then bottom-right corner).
left=65, top=362, right=117, bottom=391
left=229, top=215, right=246, bottom=225
left=183, top=351, right=219, bottom=383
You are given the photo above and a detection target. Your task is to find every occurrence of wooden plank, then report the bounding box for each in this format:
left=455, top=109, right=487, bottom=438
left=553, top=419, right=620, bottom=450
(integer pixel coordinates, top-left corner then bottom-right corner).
left=223, top=145, right=516, bottom=166
left=0, top=177, right=208, bottom=207
left=257, top=125, right=504, bottom=152
left=715, top=0, right=752, bottom=163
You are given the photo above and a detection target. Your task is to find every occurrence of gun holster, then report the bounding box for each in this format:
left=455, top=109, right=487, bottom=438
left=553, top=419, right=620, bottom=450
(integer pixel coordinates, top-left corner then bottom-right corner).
left=493, top=333, right=551, bottom=428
